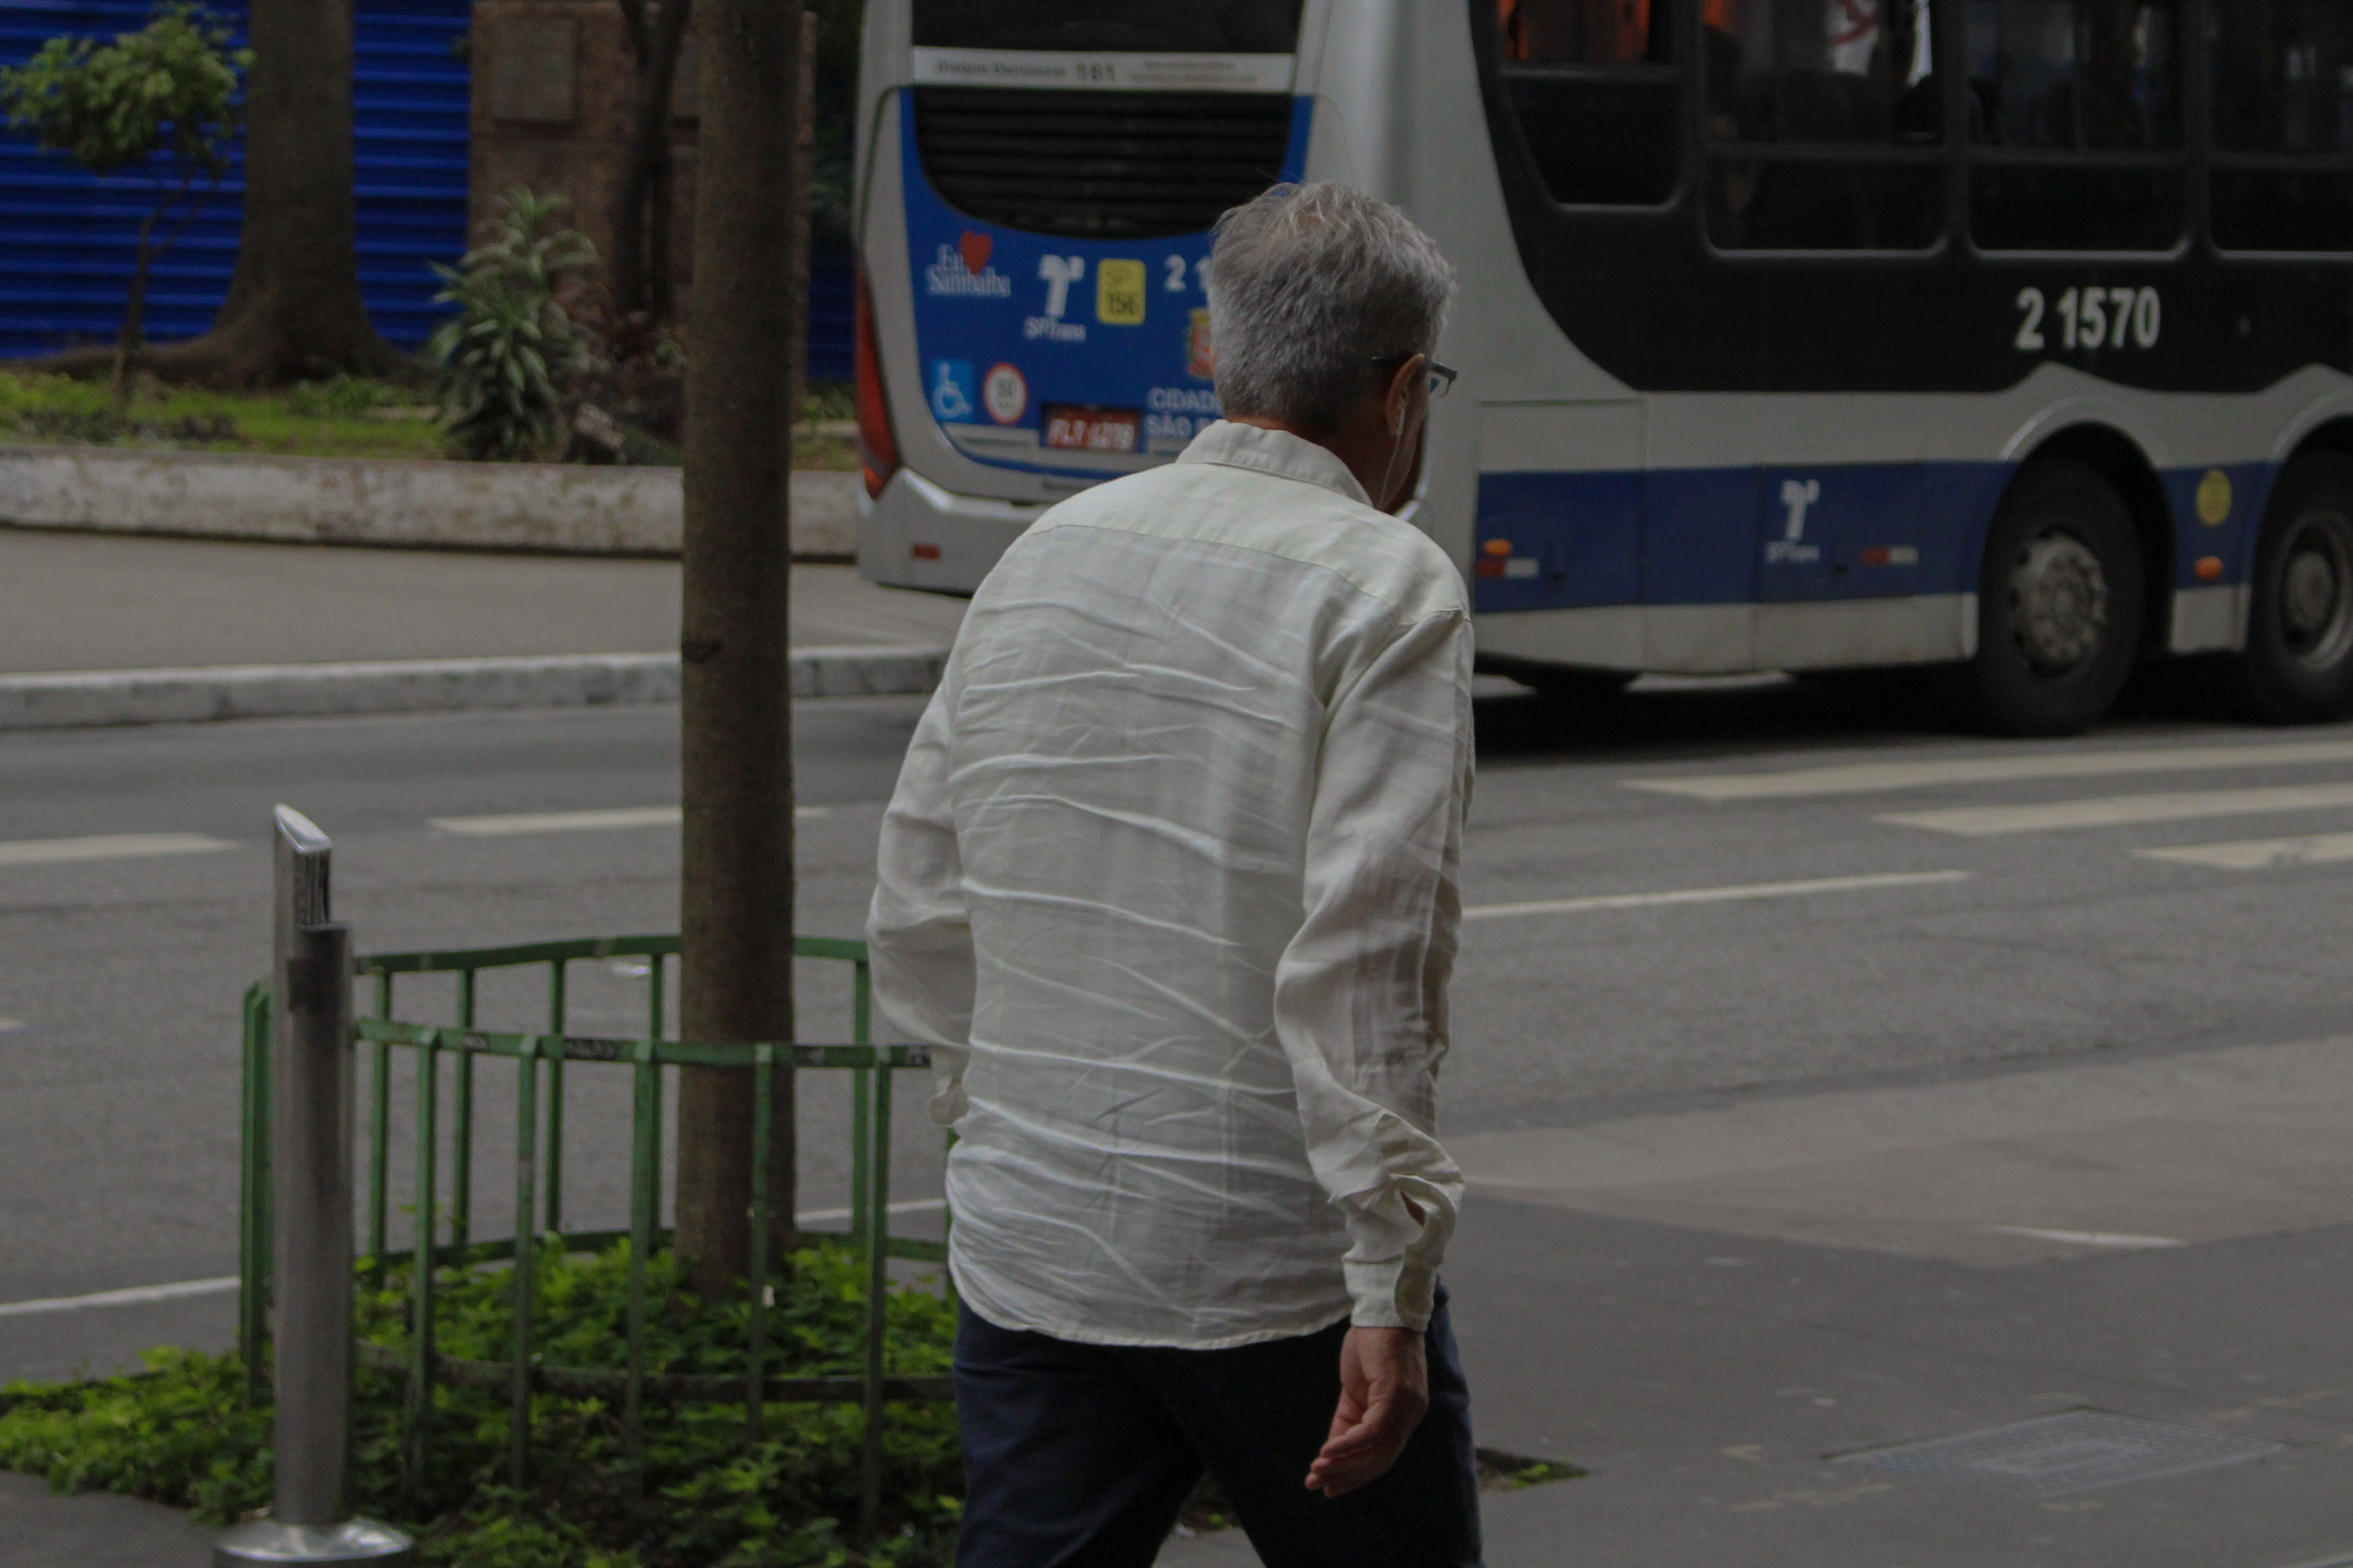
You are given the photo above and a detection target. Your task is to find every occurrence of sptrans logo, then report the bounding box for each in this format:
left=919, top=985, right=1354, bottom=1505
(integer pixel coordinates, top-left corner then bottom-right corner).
left=925, top=232, right=1011, bottom=298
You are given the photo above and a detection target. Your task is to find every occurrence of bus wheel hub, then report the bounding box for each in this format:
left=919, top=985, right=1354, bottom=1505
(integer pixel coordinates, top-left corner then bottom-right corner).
left=2282, top=546, right=2341, bottom=647
left=2013, top=533, right=2108, bottom=673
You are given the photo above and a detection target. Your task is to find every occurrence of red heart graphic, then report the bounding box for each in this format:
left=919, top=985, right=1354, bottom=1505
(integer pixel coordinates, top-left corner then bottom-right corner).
left=958, top=231, right=992, bottom=274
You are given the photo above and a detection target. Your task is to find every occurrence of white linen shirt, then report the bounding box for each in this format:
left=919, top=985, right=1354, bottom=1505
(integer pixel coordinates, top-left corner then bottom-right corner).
left=866, top=420, right=1472, bottom=1349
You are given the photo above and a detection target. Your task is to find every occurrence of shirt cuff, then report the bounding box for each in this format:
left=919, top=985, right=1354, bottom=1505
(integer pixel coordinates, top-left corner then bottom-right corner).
left=1345, top=1255, right=1437, bottom=1333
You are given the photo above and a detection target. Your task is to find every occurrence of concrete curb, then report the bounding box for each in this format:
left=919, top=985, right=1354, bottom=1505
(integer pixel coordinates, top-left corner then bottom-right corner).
left=0, top=646, right=947, bottom=731
left=0, top=443, right=861, bottom=560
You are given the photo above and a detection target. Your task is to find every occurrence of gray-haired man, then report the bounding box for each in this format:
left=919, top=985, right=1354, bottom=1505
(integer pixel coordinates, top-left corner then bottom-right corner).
left=869, top=183, right=1481, bottom=1567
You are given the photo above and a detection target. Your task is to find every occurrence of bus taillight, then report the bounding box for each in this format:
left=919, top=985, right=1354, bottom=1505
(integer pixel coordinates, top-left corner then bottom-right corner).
left=855, top=266, right=899, bottom=500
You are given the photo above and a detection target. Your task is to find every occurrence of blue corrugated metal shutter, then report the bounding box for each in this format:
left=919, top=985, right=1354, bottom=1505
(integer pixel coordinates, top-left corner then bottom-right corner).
left=2, top=2, right=853, bottom=378
left=0, top=0, right=470, bottom=358
left=352, top=0, right=473, bottom=350
left=0, top=1, right=251, bottom=355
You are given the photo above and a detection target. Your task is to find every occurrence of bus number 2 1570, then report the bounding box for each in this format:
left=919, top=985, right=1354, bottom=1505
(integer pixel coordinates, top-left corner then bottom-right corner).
left=2016, top=286, right=2161, bottom=354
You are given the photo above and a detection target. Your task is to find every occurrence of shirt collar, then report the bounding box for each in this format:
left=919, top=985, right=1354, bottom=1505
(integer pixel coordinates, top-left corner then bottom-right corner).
left=1175, top=421, right=1373, bottom=508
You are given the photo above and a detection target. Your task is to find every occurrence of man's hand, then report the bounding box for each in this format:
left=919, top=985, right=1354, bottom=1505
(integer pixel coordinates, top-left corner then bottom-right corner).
left=1305, top=1326, right=1429, bottom=1498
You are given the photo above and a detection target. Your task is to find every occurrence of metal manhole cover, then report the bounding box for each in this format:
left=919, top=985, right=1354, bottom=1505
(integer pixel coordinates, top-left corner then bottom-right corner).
left=1836, top=1412, right=2287, bottom=1498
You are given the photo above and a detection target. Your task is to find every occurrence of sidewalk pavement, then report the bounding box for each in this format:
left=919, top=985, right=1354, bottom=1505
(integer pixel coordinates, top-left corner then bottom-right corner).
left=1, top=1472, right=215, bottom=1568
left=1158, top=1036, right=2353, bottom=1567
left=0, top=526, right=967, bottom=729
left=1158, top=1205, right=2353, bottom=1568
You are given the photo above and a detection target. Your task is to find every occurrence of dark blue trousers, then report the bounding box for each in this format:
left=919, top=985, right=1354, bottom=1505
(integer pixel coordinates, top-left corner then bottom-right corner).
left=951, top=1284, right=1483, bottom=1568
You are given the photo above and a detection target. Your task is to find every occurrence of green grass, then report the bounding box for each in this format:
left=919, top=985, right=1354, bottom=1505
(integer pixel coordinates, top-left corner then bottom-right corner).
left=0, top=370, right=447, bottom=459
left=0, top=371, right=861, bottom=469
left=0, top=1240, right=961, bottom=1568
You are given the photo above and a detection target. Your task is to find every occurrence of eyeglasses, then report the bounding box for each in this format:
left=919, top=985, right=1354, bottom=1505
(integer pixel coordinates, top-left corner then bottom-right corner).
left=1372, top=355, right=1458, bottom=401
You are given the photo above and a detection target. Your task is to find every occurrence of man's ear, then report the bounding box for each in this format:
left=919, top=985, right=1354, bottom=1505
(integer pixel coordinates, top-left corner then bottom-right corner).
left=1387, top=354, right=1424, bottom=437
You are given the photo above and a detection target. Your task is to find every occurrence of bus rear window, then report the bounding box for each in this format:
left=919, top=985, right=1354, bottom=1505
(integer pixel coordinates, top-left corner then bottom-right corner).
left=912, top=1, right=1305, bottom=55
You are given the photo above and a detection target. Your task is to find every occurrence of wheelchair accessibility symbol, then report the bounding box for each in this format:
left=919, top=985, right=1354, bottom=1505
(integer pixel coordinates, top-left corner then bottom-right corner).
left=929, top=360, right=975, bottom=423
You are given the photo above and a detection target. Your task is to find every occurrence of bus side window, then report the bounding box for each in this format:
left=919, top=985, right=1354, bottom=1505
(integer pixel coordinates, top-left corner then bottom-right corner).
left=1967, top=0, right=2184, bottom=252
left=2210, top=3, right=2353, bottom=253
left=1704, top=0, right=1947, bottom=252
left=1497, top=0, right=1682, bottom=207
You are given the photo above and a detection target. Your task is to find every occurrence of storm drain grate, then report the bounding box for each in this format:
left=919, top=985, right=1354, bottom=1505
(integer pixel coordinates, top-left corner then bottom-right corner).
left=1836, top=1412, right=2287, bottom=1498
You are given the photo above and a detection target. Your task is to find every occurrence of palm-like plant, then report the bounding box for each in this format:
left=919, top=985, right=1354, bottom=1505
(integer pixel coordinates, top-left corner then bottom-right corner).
left=424, top=188, right=598, bottom=460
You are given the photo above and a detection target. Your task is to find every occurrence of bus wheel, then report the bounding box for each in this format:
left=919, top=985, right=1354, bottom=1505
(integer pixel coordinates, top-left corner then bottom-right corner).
left=1967, top=459, right=2144, bottom=737
left=2230, top=453, right=2353, bottom=723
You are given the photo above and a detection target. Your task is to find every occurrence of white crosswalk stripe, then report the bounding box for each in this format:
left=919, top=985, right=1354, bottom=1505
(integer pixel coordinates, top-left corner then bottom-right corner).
left=1624, top=733, right=2353, bottom=872
left=431, top=805, right=829, bottom=836
left=0, top=1276, right=237, bottom=1318
left=1881, top=783, right=2353, bottom=837
left=0, top=832, right=234, bottom=868
left=1465, top=870, right=1971, bottom=920
left=2137, top=831, right=2353, bottom=870
left=1628, top=739, right=2353, bottom=801
left=1981, top=1225, right=2183, bottom=1251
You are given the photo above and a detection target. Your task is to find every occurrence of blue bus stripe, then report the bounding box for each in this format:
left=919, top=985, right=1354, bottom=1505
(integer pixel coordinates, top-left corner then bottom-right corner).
left=1472, top=459, right=2272, bottom=612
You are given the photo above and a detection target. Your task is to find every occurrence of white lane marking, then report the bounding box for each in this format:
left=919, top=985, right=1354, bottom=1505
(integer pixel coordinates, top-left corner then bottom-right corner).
left=1629, top=739, right=2353, bottom=801
left=0, top=832, right=236, bottom=868
left=1985, top=1225, right=2185, bottom=1251
left=431, top=805, right=830, bottom=836
left=1883, top=783, right=2353, bottom=837
left=1463, top=870, right=1972, bottom=921
left=0, top=1019, right=24, bottom=1033
left=794, top=1197, right=947, bottom=1224
left=2137, top=830, right=2353, bottom=870
left=0, top=1276, right=238, bottom=1318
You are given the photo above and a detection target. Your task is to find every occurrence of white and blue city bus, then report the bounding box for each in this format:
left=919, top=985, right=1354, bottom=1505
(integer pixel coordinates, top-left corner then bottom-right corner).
left=851, top=0, right=2353, bottom=735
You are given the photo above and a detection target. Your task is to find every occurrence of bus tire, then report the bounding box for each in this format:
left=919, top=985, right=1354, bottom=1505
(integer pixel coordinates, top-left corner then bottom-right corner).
left=2229, top=453, right=2353, bottom=723
left=1967, top=459, right=2144, bottom=737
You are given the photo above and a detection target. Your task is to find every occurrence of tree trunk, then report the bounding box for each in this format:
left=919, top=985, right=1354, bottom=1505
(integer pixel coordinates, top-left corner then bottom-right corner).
left=111, top=209, right=161, bottom=404
left=137, top=0, right=400, bottom=386
left=673, top=0, right=808, bottom=1300
left=787, top=15, right=814, bottom=429
left=611, top=0, right=694, bottom=318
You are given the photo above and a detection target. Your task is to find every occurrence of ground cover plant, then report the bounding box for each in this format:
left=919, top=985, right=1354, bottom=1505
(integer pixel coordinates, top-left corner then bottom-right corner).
left=0, top=368, right=857, bottom=468
left=0, top=1240, right=961, bottom=1567
left=0, top=369, right=443, bottom=458
left=1, top=1239, right=1580, bottom=1565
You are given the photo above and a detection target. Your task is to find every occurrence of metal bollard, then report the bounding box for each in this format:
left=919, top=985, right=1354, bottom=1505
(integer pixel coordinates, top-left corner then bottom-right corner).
left=216, top=808, right=414, bottom=1566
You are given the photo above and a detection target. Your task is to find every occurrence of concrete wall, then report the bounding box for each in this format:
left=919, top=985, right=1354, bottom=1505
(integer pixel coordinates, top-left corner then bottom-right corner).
left=0, top=445, right=858, bottom=559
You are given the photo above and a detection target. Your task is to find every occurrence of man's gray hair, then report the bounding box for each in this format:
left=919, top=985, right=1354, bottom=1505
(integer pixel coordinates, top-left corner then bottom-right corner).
left=1207, top=182, right=1458, bottom=434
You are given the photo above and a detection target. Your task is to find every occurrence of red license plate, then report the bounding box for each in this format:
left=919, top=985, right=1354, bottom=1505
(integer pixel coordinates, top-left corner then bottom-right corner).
left=1042, top=405, right=1141, bottom=453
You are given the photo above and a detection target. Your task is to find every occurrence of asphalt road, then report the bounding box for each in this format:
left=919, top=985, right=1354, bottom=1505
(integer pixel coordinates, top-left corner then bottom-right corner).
left=6, top=680, right=2353, bottom=1466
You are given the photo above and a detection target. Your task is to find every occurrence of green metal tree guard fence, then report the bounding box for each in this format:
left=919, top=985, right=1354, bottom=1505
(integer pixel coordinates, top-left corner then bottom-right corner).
left=237, top=931, right=954, bottom=1537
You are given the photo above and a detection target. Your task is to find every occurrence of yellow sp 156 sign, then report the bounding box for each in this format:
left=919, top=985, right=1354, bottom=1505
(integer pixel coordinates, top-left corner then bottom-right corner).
left=1096, top=259, right=1147, bottom=326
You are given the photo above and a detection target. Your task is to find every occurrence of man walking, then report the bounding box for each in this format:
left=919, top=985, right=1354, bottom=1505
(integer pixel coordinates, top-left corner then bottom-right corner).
left=869, top=182, right=1479, bottom=1568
